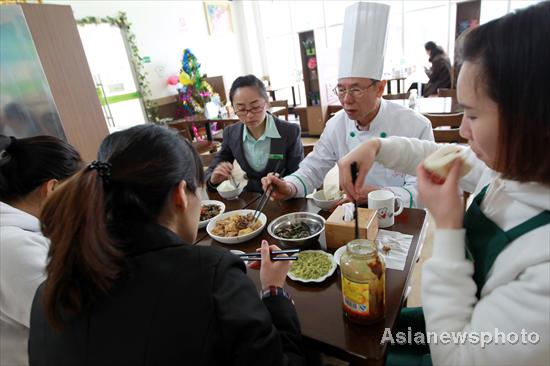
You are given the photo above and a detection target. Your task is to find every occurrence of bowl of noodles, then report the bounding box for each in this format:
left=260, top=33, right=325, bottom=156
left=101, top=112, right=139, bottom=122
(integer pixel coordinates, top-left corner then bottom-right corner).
left=206, top=209, right=267, bottom=244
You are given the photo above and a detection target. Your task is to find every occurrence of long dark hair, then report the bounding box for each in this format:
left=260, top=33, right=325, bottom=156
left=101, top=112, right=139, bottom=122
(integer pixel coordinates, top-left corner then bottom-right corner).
left=461, top=2, right=550, bottom=184
left=40, top=125, right=204, bottom=329
left=424, top=41, right=445, bottom=61
left=0, top=135, right=82, bottom=203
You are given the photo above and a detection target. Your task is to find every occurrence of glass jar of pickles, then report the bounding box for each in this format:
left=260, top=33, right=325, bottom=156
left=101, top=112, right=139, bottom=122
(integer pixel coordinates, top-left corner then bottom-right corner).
left=340, top=239, right=385, bottom=324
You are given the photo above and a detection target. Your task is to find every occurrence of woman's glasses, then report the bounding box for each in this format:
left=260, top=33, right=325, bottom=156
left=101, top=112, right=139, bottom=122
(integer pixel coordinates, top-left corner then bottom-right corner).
left=234, top=102, right=266, bottom=116
left=333, top=80, right=377, bottom=99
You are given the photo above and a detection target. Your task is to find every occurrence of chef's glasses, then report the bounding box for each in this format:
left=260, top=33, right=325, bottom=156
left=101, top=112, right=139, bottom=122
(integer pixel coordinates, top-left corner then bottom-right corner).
left=333, top=80, right=378, bottom=99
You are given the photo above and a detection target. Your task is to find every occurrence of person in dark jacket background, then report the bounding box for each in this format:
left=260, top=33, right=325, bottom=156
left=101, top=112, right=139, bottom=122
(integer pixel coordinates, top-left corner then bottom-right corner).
left=28, top=124, right=305, bottom=366
left=205, top=75, right=303, bottom=193
left=422, top=41, right=452, bottom=97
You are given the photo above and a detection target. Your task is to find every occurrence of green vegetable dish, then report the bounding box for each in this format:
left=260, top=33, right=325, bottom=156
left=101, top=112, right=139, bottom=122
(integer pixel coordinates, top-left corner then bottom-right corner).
left=274, top=222, right=312, bottom=239
left=289, top=251, right=333, bottom=280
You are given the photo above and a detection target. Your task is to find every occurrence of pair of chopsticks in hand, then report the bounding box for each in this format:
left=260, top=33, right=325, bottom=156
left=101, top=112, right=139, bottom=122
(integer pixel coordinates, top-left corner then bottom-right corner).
left=238, top=248, right=300, bottom=261
left=252, top=167, right=286, bottom=223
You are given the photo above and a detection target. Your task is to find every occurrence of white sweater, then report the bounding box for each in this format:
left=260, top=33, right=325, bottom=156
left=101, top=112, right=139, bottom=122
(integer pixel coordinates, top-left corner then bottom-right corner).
left=0, top=202, right=49, bottom=366
left=377, top=137, right=550, bottom=366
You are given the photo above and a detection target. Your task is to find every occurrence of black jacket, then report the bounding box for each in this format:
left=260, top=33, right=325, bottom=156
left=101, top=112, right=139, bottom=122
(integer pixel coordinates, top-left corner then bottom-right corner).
left=28, top=223, right=305, bottom=366
left=205, top=114, right=303, bottom=193
left=424, top=53, right=452, bottom=97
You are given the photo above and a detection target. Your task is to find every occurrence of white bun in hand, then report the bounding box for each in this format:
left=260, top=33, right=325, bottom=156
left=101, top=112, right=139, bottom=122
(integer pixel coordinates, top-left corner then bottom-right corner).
left=423, top=145, right=472, bottom=181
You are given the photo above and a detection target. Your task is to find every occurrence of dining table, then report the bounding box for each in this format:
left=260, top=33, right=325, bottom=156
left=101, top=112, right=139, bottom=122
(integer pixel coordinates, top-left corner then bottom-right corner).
left=195, top=191, right=429, bottom=365
left=387, top=96, right=462, bottom=115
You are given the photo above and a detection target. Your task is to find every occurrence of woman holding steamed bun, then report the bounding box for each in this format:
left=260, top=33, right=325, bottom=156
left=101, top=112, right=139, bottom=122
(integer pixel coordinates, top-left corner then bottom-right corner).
left=339, top=3, right=549, bottom=365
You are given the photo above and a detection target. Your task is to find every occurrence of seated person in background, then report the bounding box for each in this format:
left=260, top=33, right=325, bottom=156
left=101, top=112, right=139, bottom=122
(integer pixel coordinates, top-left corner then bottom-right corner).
left=338, top=3, right=550, bottom=364
left=205, top=74, right=303, bottom=193
left=263, top=2, right=433, bottom=208
left=422, top=41, right=452, bottom=97
left=0, top=135, right=82, bottom=366
left=29, top=125, right=305, bottom=365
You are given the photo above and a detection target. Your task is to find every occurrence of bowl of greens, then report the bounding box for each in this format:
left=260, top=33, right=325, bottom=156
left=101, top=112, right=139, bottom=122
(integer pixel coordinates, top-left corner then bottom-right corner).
left=268, top=212, right=325, bottom=248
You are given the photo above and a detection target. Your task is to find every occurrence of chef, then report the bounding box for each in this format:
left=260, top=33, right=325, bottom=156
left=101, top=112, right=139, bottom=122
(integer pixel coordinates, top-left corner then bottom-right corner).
left=262, top=2, right=434, bottom=207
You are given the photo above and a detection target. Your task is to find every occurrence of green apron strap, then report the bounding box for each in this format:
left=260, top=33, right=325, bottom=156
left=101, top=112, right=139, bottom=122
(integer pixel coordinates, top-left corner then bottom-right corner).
left=505, top=211, right=550, bottom=241
left=464, top=183, right=549, bottom=298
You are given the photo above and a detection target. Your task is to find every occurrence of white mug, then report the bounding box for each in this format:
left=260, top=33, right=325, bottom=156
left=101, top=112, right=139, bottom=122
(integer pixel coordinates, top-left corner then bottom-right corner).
left=368, top=190, right=404, bottom=228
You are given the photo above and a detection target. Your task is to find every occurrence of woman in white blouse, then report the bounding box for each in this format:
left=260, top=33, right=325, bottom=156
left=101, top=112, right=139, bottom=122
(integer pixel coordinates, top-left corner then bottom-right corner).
left=0, top=135, right=82, bottom=366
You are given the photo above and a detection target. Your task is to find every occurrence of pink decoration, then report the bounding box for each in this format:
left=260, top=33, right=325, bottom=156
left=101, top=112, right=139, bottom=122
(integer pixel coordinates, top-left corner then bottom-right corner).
left=307, top=57, right=317, bottom=70
left=167, top=75, right=179, bottom=85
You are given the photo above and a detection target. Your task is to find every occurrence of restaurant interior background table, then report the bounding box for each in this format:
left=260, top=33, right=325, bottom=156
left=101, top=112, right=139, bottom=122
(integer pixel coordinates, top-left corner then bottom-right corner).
left=197, top=192, right=428, bottom=365
left=168, top=116, right=239, bottom=142
left=387, top=96, right=462, bottom=115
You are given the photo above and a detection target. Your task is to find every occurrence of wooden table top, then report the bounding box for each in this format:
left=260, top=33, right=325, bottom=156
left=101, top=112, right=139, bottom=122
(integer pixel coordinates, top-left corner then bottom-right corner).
left=196, top=191, right=428, bottom=365
left=388, top=96, right=462, bottom=114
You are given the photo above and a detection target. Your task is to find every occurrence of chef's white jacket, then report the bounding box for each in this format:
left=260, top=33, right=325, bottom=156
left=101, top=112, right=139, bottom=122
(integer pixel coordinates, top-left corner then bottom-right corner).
left=285, top=98, right=434, bottom=207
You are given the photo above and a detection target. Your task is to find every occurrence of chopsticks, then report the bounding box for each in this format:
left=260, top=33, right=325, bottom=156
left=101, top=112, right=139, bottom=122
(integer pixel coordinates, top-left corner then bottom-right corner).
left=238, top=248, right=300, bottom=261
left=252, top=167, right=286, bottom=223
left=229, top=172, right=240, bottom=189
left=351, top=162, right=359, bottom=239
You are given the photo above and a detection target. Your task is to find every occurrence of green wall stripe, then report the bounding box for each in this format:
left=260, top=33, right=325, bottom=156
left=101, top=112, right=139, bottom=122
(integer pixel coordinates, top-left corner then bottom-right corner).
left=97, top=91, right=141, bottom=105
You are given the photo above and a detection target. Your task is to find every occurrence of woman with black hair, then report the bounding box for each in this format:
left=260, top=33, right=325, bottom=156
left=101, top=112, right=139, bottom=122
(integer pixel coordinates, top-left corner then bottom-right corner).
left=28, top=124, right=305, bottom=365
left=0, top=135, right=82, bottom=366
left=339, top=2, right=549, bottom=365
left=422, top=41, right=452, bottom=97
left=206, top=74, right=303, bottom=193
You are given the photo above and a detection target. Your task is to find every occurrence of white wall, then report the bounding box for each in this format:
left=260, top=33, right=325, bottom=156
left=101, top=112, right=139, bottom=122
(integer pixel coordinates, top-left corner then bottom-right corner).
left=44, top=0, right=246, bottom=99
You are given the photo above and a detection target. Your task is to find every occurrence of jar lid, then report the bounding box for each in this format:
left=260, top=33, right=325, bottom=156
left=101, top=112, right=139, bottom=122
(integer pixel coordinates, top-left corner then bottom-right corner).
left=346, top=239, right=376, bottom=256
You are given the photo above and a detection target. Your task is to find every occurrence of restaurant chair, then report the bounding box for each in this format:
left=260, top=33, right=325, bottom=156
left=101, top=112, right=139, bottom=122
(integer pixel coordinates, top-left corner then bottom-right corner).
left=425, top=112, right=467, bottom=144
left=382, top=92, right=410, bottom=100
left=303, top=144, right=314, bottom=157
left=199, top=152, right=217, bottom=168
left=204, top=75, right=228, bottom=105
left=326, top=105, right=343, bottom=122
left=437, top=88, right=457, bottom=98
left=270, top=100, right=289, bottom=121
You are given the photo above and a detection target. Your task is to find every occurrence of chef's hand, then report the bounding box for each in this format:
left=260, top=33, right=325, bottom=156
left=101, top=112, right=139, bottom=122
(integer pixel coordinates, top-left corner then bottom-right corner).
left=338, top=139, right=381, bottom=202
left=261, top=173, right=293, bottom=201
left=248, top=240, right=290, bottom=289
left=334, top=185, right=378, bottom=208
left=210, top=162, right=233, bottom=185
left=417, top=159, right=464, bottom=229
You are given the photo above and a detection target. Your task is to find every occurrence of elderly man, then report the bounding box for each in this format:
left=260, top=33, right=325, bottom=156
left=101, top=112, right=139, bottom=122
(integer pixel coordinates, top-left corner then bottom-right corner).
left=263, top=2, right=434, bottom=208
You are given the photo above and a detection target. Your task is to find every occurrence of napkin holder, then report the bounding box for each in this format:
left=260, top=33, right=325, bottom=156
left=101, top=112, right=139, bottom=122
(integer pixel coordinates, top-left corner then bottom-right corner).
left=325, top=206, right=378, bottom=249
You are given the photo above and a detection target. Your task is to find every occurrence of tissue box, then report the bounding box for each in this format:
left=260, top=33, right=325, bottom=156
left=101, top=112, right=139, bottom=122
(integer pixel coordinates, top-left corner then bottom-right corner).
left=325, top=206, right=378, bottom=250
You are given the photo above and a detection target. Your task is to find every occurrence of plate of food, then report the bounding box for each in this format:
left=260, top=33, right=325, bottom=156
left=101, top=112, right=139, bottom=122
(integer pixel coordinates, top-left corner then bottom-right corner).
left=199, top=200, right=226, bottom=229
left=206, top=209, right=267, bottom=244
left=287, top=250, right=337, bottom=283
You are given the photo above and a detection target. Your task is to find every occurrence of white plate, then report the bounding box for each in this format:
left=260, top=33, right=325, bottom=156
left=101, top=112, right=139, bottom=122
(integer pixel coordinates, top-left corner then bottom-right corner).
left=333, top=245, right=347, bottom=266
left=199, top=200, right=226, bottom=229
left=287, top=250, right=337, bottom=283
left=206, top=209, right=267, bottom=245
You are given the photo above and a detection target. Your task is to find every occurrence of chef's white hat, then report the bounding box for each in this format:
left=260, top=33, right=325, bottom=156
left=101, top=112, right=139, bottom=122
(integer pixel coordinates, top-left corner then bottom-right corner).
left=338, top=2, right=390, bottom=80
